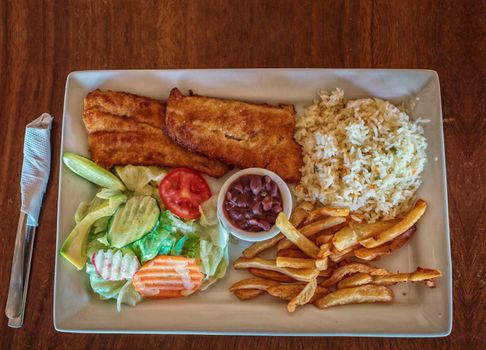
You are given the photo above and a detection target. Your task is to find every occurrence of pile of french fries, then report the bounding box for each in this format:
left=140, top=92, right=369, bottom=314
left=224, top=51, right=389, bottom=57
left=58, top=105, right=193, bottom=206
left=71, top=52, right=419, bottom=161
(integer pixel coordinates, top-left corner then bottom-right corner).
left=229, top=199, right=442, bottom=313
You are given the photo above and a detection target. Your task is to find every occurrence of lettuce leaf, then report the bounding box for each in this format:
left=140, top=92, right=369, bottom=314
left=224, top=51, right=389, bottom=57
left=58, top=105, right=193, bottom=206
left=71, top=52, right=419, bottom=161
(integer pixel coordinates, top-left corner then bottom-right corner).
left=86, top=232, right=110, bottom=258
left=86, top=263, right=142, bottom=311
left=198, top=194, right=219, bottom=226
left=197, top=195, right=228, bottom=248
left=86, top=263, right=125, bottom=300
left=172, top=233, right=198, bottom=258
left=92, top=216, right=110, bottom=234
left=129, top=222, right=177, bottom=264
left=116, top=280, right=143, bottom=311
left=114, top=165, right=166, bottom=195
left=159, top=210, right=195, bottom=234
left=129, top=211, right=200, bottom=263
left=195, top=195, right=230, bottom=289
left=151, top=184, right=163, bottom=208
left=197, top=240, right=229, bottom=290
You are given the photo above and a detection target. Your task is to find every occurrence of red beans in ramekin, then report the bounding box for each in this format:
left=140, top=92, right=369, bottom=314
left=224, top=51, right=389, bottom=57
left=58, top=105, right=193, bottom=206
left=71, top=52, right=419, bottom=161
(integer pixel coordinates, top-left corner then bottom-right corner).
left=223, top=174, right=283, bottom=232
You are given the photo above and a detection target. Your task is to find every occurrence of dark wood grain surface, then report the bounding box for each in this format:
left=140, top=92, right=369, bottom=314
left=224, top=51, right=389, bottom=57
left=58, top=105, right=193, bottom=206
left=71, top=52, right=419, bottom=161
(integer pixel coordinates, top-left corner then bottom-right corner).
left=0, top=0, right=484, bottom=349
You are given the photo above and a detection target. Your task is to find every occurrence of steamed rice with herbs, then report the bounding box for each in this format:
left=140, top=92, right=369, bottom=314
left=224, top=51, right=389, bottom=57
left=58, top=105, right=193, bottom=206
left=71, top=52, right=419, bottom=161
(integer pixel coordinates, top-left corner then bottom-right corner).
left=294, top=89, right=428, bottom=223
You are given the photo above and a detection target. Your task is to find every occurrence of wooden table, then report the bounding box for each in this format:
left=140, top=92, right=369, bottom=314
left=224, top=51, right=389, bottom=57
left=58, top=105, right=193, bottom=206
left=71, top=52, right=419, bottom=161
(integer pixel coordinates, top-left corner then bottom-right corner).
left=1, top=0, right=483, bottom=349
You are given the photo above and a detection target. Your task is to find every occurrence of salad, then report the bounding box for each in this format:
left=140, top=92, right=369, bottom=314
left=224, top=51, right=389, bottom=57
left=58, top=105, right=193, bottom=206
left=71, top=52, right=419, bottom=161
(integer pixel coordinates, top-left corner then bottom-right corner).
left=60, top=153, right=229, bottom=311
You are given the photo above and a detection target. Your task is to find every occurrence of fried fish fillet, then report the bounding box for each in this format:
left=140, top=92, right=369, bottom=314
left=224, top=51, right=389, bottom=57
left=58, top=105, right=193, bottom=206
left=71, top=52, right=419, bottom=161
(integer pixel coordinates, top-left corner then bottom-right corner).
left=82, top=89, right=229, bottom=177
left=165, top=88, right=303, bottom=182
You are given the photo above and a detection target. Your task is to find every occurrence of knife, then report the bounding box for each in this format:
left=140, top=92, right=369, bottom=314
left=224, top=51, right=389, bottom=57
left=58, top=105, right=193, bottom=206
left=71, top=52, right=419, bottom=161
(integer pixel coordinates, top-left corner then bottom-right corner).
left=5, top=113, right=53, bottom=327
left=6, top=217, right=36, bottom=327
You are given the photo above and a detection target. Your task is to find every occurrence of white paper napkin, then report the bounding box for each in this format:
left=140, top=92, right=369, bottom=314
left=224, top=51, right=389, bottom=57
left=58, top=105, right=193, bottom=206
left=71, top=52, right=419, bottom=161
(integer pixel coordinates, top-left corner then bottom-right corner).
left=20, top=113, right=53, bottom=226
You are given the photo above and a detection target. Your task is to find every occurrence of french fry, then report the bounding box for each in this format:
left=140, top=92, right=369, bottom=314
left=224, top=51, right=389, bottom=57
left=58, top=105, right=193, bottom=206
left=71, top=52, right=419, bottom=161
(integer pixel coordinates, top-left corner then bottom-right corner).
left=314, top=222, right=349, bottom=246
left=336, top=268, right=442, bottom=289
left=360, top=200, right=427, bottom=248
left=233, top=289, right=264, bottom=300
left=297, top=201, right=315, bottom=211
left=317, top=244, right=332, bottom=271
left=277, top=248, right=310, bottom=259
left=315, top=234, right=334, bottom=246
left=319, top=269, right=333, bottom=278
left=267, top=284, right=306, bottom=301
left=287, top=275, right=318, bottom=313
left=314, top=284, right=393, bottom=309
left=338, top=258, right=353, bottom=266
left=276, top=213, right=321, bottom=258
left=304, top=207, right=350, bottom=225
left=321, top=263, right=389, bottom=288
left=267, top=283, right=327, bottom=303
left=242, top=234, right=284, bottom=258
left=337, top=272, right=373, bottom=289
left=318, top=243, right=332, bottom=258
left=310, top=285, right=328, bottom=302
left=248, top=268, right=295, bottom=282
left=332, top=219, right=400, bottom=252
left=315, top=257, right=329, bottom=271
left=329, top=246, right=356, bottom=262
left=229, top=278, right=279, bottom=292
left=234, top=257, right=319, bottom=282
left=299, top=216, right=347, bottom=237
left=242, top=201, right=313, bottom=258
left=291, top=201, right=314, bottom=227
left=231, top=199, right=438, bottom=314
left=276, top=257, right=316, bottom=269
left=354, top=225, right=416, bottom=261
left=278, top=216, right=347, bottom=251
left=371, top=267, right=442, bottom=286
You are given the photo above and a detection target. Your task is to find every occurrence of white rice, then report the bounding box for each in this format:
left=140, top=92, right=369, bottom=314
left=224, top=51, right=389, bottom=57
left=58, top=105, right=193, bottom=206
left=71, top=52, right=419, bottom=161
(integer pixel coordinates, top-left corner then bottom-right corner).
left=294, top=89, right=428, bottom=222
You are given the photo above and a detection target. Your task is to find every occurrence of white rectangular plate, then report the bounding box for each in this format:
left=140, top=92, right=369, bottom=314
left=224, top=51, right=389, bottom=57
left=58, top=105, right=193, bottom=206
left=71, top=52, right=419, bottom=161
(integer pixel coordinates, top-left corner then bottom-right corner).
left=55, top=69, right=452, bottom=336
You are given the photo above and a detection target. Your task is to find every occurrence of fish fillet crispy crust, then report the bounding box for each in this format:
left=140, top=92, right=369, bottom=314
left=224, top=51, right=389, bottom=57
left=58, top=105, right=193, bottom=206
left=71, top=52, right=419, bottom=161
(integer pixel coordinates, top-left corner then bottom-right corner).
left=165, top=88, right=303, bottom=182
left=82, top=89, right=229, bottom=177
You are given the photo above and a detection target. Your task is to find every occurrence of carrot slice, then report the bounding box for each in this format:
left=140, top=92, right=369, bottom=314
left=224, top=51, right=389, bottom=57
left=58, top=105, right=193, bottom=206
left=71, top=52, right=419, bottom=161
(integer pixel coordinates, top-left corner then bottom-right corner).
left=132, top=255, right=204, bottom=298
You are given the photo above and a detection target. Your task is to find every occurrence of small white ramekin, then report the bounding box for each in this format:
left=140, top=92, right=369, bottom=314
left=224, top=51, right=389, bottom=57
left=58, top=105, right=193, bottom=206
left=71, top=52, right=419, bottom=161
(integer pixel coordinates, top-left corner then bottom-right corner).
left=217, top=168, right=292, bottom=242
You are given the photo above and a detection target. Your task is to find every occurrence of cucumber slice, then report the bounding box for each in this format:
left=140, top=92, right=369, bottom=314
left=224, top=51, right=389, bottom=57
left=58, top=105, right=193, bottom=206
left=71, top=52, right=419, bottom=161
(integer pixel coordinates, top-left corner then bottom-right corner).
left=108, top=196, right=160, bottom=248
left=63, top=152, right=126, bottom=191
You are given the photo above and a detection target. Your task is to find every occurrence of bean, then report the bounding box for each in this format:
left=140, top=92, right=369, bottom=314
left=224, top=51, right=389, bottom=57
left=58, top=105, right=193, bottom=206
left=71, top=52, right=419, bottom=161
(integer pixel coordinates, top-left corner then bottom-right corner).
left=243, top=210, right=253, bottom=219
left=272, top=202, right=282, bottom=213
left=269, top=181, right=278, bottom=197
left=235, top=197, right=248, bottom=208
left=229, top=209, right=243, bottom=221
left=251, top=201, right=262, bottom=215
left=262, top=196, right=273, bottom=211
left=233, top=183, right=244, bottom=193
left=250, top=175, right=263, bottom=195
left=248, top=218, right=271, bottom=231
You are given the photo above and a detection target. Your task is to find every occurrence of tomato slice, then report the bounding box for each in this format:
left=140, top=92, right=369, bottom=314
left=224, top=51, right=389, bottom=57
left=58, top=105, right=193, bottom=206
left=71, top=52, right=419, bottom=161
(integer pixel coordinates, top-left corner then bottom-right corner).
left=159, top=168, right=211, bottom=219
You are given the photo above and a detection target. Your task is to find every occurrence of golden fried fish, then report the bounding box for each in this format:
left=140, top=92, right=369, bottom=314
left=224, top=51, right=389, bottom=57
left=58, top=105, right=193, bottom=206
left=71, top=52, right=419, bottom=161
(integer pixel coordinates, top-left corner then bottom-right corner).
left=82, top=89, right=229, bottom=178
left=165, top=88, right=302, bottom=182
